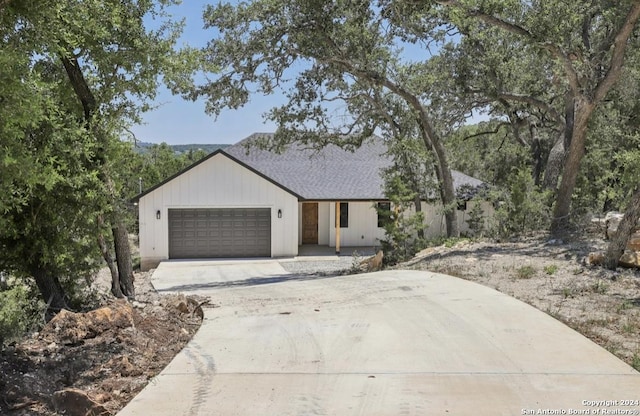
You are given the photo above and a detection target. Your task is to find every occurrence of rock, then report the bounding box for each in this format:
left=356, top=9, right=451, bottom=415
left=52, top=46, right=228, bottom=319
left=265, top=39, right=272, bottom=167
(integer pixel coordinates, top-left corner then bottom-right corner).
left=112, top=355, right=139, bottom=377
left=605, top=212, right=624, bottom=239
left=626, top=232, right=640, bottom=251
left=175, top=300, right=190, bottom=314
left=359, top=250, right=384, bottom=272
left=619, top=250, right=640, bottom=268
left=587, top=250, right=640, bottom=268
left=44, top=299, right=135, bottom=344
left=52, top=388, right=109, bottom=416
left=603, top=211, right=640, bottom=252
left=170, top=295, right=205, bottom=319
left=414, top=247, right=437, bottom=258
left=132, top=301, right=146, bottom=309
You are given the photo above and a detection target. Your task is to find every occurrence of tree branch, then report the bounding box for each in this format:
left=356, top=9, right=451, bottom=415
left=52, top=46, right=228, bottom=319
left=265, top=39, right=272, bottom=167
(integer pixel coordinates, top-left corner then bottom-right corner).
left=437, top=1, right=582, bottom=95
left=59, top=54, right=97, bottom=121
left=462, top=122, right=510, bottom=141
left=593, top=1, right=640, bottom=103
left=494, top=92, right=563, bottom=125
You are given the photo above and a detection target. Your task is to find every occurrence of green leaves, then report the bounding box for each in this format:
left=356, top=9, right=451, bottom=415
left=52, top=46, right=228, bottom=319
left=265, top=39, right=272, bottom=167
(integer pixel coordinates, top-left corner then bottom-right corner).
left=0, top=0, right=196, bottom=307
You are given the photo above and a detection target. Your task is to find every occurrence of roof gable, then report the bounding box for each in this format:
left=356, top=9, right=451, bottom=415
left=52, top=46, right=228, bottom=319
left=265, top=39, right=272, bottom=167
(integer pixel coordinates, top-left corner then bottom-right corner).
left=132, top=149, right=302, bottom=202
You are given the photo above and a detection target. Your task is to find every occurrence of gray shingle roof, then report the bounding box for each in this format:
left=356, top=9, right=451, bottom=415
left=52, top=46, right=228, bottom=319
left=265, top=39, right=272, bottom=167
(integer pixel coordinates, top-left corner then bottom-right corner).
left=224, top=133, right=484, bottom=201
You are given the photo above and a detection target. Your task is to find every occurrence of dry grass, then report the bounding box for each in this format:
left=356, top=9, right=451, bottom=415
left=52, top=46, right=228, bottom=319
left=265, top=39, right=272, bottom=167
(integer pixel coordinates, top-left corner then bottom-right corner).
left=398, top=235, right=640, bottom=370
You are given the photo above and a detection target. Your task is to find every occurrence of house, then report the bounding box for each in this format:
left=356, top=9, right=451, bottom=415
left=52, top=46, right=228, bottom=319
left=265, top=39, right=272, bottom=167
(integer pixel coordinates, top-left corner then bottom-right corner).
left=134, top=133, right=488, bottom=270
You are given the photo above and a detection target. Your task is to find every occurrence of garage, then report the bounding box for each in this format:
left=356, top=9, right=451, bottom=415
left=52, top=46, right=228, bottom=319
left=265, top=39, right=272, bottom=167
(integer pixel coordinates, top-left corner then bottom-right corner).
left=168, top=208, right=271, bottom=258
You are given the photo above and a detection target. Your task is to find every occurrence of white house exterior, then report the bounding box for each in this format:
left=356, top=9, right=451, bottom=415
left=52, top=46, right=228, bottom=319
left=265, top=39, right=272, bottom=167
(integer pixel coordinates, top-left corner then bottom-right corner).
left=296, top=201, right=386, bottom=247
left=135, top=133, right=490, bottom=270
left=137, top=152, right=299, bottom=270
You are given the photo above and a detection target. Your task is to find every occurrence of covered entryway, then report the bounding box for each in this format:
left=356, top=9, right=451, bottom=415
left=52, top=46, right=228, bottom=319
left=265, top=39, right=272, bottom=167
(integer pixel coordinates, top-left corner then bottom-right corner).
left=168, top=208, right=271, bottom=258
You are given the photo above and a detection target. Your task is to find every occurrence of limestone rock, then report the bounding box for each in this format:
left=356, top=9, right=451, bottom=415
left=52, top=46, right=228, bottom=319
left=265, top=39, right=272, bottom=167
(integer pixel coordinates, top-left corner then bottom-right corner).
left=171, top=295, right=205, bottom=319
left=52, top=388, right=109, bottom=416
left=605, top=211, right=624, bottom=239
left=626, top=233, right=640, bottom=251
left=619, top=250, right=640, bottom=268
left=44, top=299, right=135, bottom=344
left=359, top=250, right=384, bottom=272
left=587, top=250, right=640, bottom=268
left=603, top=211, right=640, bottom=252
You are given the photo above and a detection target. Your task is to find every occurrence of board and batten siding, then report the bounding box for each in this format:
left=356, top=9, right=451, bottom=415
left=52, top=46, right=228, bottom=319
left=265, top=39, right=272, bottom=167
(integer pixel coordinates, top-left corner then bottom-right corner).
left=401, top=200, right=495, bottom=238
left=328, top=202, right=386, bottom=248
left=138, top=153, right=298, bottom=270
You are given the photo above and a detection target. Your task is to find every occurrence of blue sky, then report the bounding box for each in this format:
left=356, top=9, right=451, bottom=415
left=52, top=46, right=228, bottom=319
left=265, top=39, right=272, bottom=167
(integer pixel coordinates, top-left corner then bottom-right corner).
left=130, top=2, right=484, bottom=146
left=130, top=2, right=278, bottom=145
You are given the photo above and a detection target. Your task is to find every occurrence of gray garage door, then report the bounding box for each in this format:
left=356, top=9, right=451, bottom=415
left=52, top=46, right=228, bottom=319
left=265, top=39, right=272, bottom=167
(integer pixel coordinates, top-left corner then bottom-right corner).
left=168, top=208, right=271, bottom=258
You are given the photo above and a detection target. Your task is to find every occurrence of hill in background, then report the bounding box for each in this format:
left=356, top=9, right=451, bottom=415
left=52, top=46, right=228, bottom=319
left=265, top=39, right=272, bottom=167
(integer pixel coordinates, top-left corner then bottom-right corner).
left=135, top=142, right=229, bottom=155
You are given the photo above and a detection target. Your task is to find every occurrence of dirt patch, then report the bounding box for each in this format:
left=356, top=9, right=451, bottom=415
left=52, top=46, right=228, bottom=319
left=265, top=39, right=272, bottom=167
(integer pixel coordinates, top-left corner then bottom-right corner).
left=396, top=235, right=640, bottom=368
left=0, top=270, right=206, bottom=415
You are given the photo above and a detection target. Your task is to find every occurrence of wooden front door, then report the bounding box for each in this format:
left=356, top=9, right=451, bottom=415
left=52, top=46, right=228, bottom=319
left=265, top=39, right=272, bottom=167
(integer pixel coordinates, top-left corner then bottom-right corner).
left=302, top=203, right=319, bottom=244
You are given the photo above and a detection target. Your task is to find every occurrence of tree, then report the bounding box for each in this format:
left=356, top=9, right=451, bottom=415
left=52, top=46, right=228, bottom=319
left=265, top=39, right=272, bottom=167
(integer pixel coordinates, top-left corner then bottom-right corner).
left=430, top=30, right=565, bottom=189
left=378, top=175, right=427, bottom=264
left=604, top=186, right=640, bottom=269
left=388, top=0, right=640, bottom=235
left=0, top=0, right=195, bottom=314
left=197, top=0, right=461, bottom=236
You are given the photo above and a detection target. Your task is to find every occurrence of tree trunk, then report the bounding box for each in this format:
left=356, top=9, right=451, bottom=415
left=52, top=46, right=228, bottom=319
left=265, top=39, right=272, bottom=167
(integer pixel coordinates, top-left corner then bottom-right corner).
left=544, top=92, right=574, bottom=190
left=414, top=196, right=425, bottom=239
left=531, top=138, right=544, bottom=186
left=336, top=62, right=459, bottom=237
left=112, top=221, right=135, bottom=299
left=60, top=53, right=137, bottom=299
left=416, top=111, right=458, bottom=237
left=550, top=100, right=595, bottom=236
left=30, top=264, right=69, bottom=321
left=604, top=185, right=640, bottom=269
left=543, top=134, right=567, bottom=190
left=431, top=142, right=459, bottom=237
left=97, top=214, right=123, bottom=298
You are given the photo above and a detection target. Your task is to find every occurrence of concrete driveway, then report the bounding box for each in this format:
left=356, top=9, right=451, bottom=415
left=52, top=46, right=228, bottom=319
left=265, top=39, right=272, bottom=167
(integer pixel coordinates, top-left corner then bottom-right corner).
left=119, top=261, right=640, bottom=416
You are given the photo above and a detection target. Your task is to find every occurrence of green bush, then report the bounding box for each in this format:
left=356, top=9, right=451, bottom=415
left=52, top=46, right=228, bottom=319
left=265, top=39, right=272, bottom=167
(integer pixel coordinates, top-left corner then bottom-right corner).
left=0, top=282, right=42, bottom=347
left=515, top=265, right=536, bottom=279
left=488, top=169, right=553, bottom=237
left=632, top=353, right=640, bottom=372
left=466, top=200, right=486, bottom=237
left=378, top=176, right=429, bottom=265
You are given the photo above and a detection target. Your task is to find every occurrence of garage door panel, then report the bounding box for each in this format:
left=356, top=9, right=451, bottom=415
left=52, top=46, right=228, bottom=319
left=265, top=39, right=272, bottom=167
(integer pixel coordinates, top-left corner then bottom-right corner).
left=169, top=208, right=271, bottom=258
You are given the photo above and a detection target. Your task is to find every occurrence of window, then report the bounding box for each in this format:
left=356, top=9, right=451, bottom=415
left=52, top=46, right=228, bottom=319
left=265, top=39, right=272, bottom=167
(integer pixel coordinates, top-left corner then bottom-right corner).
left=334, top=202, right=349, bottom=228
left=377, top=202, right=391, bottom=228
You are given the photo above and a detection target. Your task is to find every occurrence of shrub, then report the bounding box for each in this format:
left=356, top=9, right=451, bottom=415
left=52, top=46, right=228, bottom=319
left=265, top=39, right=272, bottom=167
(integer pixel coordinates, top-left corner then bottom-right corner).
left=488, top=169, right=553, bottom=237
left=0, top=281, right=42, bottom=347
left=632, top=353, right=640, bottom=372
left=515, top=265, right=536, bottom=279
left=466, top=200, right=486, bottom=237
left=378, top=176, right=428, bottom=265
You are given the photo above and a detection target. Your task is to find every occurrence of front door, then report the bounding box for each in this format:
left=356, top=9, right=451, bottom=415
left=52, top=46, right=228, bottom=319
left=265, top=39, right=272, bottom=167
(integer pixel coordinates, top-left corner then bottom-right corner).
left=302, top=203, right=318, bottom=244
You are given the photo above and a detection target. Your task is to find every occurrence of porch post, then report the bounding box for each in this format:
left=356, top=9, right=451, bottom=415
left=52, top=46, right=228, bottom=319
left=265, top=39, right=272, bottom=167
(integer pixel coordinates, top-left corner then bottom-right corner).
left=335, top=201, right=341, bottom=255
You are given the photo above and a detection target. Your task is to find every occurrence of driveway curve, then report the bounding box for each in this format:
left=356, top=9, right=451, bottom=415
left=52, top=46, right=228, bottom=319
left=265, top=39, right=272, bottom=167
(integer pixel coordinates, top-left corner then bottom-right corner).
left=119, top=262, right=640, bottom=416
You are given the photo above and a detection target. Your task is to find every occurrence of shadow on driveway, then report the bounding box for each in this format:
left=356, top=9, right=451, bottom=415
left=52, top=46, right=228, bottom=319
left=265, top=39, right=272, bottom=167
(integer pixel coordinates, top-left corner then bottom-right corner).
left=155, top=271, right=345, bottom=293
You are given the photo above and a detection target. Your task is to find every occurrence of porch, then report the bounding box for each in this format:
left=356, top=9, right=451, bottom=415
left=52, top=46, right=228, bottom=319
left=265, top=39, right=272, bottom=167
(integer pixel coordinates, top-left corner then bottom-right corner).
left=296, top=244, right=378, bottom=258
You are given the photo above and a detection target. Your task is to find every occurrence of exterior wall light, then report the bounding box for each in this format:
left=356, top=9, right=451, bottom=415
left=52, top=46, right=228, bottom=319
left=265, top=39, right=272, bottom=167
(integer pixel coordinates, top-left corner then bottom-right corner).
left=156, top=210, right=161, bottom=220
left=277, top=209, right=282, bottom=218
